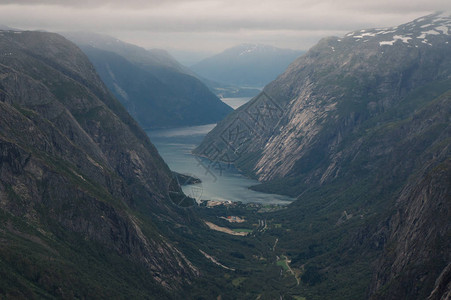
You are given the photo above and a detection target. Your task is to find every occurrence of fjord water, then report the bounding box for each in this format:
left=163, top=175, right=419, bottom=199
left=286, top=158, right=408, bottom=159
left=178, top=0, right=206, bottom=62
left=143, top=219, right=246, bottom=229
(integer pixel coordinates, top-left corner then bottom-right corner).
left=220, top=97, right=254, bottom=109
left=147, top=98, right=294, bottom=204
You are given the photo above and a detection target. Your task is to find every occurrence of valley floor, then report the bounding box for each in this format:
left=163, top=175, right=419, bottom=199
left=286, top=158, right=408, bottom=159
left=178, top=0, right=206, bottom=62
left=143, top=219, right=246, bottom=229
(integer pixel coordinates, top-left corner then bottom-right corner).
left=182, top=201, right=367, bottom=300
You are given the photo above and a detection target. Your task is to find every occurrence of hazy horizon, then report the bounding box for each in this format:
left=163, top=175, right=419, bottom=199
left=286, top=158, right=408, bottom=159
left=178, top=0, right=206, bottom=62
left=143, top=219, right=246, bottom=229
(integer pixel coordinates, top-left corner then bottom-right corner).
left=0, top=1, right=450, bottom=60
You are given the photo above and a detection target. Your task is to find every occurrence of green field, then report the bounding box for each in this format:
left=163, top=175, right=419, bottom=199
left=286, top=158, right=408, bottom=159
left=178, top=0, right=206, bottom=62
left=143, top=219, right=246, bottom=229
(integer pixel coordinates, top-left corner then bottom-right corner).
left=276, top=257, right=290, bottom=271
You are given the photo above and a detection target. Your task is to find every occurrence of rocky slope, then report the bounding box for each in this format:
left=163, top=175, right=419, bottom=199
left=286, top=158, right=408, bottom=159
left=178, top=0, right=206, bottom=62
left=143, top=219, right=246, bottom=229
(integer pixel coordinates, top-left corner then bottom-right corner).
left=195, top=12, right=451, bottom=299
left=371, top=156, right=450, bottom=300
left=191, top=43, right=304, bottom=87
left=196, top=12, right=451, bottom=188
left=0, top=30, right=198, bottom=298
left=64, top=32, right=232, bottom=129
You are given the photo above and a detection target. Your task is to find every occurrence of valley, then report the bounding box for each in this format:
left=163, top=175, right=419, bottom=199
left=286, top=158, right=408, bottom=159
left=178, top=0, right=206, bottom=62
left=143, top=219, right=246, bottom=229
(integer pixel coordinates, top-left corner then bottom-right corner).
left=187, top=12, right=451, bottom=299
left=0, top=10, right=449, bottom=300
left=147, top=118, right=294, bottom=205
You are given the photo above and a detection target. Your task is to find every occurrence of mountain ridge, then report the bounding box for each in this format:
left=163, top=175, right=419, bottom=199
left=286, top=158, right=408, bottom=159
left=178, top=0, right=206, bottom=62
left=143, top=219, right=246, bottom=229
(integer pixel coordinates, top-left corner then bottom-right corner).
left=191, top=43, right=304, bottom=87
left=63, top=31, right=232, bottom=129
left=0, top=29, right=199, bottom=298
left=194, top=13, right=450, bottom=299
left=196, top=12, right=451, bottom=186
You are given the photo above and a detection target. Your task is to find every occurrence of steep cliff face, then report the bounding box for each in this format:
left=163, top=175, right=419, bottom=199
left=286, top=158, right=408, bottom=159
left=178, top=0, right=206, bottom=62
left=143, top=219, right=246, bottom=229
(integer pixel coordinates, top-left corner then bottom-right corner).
left=0, top=30, right=198, bottom=297
left=194, top=13, right=450, bottom=299
left=195, top=13, right=451, bottom=189
left=265, top=89, right=450, bottom=299
left=370, top=157, right=450, bottom=300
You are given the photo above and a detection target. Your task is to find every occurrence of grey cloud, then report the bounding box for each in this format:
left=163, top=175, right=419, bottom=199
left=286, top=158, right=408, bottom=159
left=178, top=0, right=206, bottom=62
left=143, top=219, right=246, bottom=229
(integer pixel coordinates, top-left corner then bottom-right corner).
left=0, top=0, right=449, bottom=52
left=0, top=0, right=191, bottom=8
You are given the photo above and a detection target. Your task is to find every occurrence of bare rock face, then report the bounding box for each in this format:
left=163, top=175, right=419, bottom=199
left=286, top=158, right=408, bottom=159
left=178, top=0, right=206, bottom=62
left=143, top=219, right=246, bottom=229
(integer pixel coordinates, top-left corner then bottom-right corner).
left=0, top=30, right=198, bottom=297
left=195, top=13, right=451, bottom=299
left=195, top=12, right=451, bottom=186
left=370, top=157, right=450, bottom=299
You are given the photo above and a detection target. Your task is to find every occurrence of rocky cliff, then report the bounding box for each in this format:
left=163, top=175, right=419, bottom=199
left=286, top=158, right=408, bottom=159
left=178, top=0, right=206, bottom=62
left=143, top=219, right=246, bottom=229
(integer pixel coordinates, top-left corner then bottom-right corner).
left=195, top=12, right=451, bottom=299
left=196, top=13, right=451, bottom=188
left=0, top=30, right=198, bottom=298
left=370, top=156, right=450, bottom=299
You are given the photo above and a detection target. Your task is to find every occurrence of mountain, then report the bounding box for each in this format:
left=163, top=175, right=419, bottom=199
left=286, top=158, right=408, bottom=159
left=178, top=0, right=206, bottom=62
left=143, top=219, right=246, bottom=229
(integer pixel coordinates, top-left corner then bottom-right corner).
left=195, top=13, right=451, bottom=299
left=168, top=49, right=213, bottom=67
left=0, top=30, right=199, bottom=298
left=371, top=156, right=450, bottom=300
left=191, top=43, right=304, bottom=87
left=1, top=14, right=449, bottom=299
left=196, top=12, right=451, bottom=188
left=63, top=32, right=232, bottom=129
left=63, top=32, right=191, bottom=75
left=0, top=25, right=18, bottom=30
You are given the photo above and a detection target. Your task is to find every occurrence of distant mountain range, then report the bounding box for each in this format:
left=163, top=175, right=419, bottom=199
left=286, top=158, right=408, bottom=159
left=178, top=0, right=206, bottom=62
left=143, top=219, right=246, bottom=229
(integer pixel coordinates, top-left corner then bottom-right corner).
left=191, top=43, right=304, bottom=87
left=63, top=32, right=232, bottom=129
left=196, top=13, right=451, bottom=299
left=1, top=12, right=450, bottom=300
left=0, top=25, right=18, bottom=30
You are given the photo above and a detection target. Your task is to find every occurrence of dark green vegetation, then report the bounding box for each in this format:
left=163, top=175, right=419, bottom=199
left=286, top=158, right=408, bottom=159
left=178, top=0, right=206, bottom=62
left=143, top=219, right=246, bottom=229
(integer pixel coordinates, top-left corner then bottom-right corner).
left=173, top=172, right=202, bottom=185
left=0, top=30, right=201, bottom=298
left=178, top=202, right=308, bottom=300
left=195, top=13, right=451, bottom=299
left=191, top=43, right=304, bottom=87
left=0, top=29, right=321, bottom=300
left=64, top=32, right=232, bottom=129
left=1, top=14, right=450, bottom=300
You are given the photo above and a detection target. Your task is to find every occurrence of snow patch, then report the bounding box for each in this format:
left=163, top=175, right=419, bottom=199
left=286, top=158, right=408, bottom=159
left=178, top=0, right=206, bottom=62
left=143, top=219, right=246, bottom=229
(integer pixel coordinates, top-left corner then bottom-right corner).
left=435, top=25, right=450, bottom=35
left=379, top=35, right=411, bottom=46
left=432, top=13, right=451, bottom=24
left=353, top=32, right=376, bottom=38
left=422, top=29, right=441, bottom=35
left=417, top=29, right=443, bottom=39
left=239, top=49, right=253, bottom=56
left=376, top=30, right=397, bottom=35
left=234, top=43, right=272, bottom=56
left=394, top=35, right=412, bottom=43
left=379, top=40, right=396, bottom=46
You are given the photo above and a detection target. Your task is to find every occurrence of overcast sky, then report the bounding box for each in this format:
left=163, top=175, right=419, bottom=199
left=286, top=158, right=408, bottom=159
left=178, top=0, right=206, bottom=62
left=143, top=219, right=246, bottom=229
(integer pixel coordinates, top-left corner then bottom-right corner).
left=0, top=0, right=450, bottom=57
